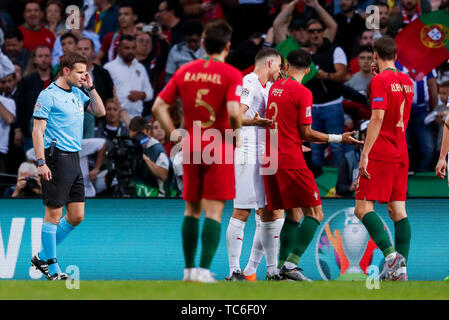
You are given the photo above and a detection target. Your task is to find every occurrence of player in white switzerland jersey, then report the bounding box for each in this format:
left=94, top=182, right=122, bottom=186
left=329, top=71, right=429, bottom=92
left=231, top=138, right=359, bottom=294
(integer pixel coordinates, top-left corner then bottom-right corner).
left=225, top=48, right=284, bottom=281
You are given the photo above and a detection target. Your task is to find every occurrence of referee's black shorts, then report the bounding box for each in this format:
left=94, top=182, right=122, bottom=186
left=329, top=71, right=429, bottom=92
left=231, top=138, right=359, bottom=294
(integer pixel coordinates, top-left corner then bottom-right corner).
left=42, top=147, right=85, bottom=207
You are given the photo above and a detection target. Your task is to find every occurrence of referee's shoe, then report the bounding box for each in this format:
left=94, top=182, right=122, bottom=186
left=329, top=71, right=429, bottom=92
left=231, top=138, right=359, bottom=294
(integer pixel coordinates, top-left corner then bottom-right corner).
left=31, top=255, right=50, bottom=279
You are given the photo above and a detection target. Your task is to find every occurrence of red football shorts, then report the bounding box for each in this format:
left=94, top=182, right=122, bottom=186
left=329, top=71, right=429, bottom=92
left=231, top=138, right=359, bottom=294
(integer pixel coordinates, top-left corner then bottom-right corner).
left=263, top=168, right=321, bottom=210
left=356, top=159, right=408, bottom=204
left=182, top=162, right=235, bottom=203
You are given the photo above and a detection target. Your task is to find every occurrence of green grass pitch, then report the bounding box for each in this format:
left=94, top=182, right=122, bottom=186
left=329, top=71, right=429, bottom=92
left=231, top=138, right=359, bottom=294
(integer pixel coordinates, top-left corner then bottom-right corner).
left=0, top=281, right=447, bottom=300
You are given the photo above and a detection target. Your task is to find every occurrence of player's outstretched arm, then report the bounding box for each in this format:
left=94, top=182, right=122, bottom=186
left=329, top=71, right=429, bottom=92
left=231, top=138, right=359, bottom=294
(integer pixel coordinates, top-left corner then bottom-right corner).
left=359, top=109, right=385, bottom=179
left=299, top=124, right=363, bottom=145
left=436, top=118, right=449, bottom=179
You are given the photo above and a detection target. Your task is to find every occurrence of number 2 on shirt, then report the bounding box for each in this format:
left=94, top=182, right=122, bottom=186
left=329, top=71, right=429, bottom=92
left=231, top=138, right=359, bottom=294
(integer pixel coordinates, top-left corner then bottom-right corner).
left=195, top=89, right=216, bottom=128
left=268, top=102, right=278, bottom=129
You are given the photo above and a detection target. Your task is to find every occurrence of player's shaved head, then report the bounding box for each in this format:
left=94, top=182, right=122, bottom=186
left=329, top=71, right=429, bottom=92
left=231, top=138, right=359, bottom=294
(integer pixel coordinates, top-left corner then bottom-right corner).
left=202, top=19, right=233, bottom=55
left=286, top=49, right=312, bottom=70
left=374, top=36, right=396, bottom=61
left=255, top=47, right=282, bottom=64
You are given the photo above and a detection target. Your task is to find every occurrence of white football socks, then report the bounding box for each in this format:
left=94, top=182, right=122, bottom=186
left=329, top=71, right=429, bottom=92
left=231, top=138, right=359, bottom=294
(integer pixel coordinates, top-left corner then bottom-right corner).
left=226, top=217, right=245, bottom=276
left=243, top=214, right=264, bottom=275
left=260, top=218, right=284, bottom=276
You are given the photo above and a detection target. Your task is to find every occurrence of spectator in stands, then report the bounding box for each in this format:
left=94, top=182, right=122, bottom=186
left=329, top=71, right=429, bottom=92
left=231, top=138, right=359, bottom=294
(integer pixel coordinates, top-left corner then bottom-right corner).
left=180, top=0, right=224, bottom=23
left=151, top=119, right=174, bottom=157
left=371, top=1, right=391, bottom=40
left=13, top=62, right=22, bottom=84
left=345, top=45, right=373, bottom=94
left=95, top=2, right=138, bottom=66
left=336, top=120, right=369, bottom=197
left=104, top=34, right=154, bottom=119
left=129, top=116, right=170, bottom=197
left=18, top=1, right=55, bottom=51
left=0, top=89, right=15, bottom=177
left=86, top=0, right=120, bottom=42
left=3, top=28, right=30, bottom=71
left=343, top=46, right=373, bottom=122
left=4, top=162, right=41, bottom=197
left=396, top=61, right=439, bottom=172
left=52, top=9, right=101, bottom=67
left=228, top=0, right=271, bottom=47
left=52, top=33, right=79, bottom=74
left=305, top=19, right=348, bottom=173
left=80, top=138, right=107, bottom=197
left=437, top=60, right=449, bottom=84
left=1, top=66, right=24, bottom=176
left=155, top=0, right=187, bottom=46
left=165, top=20, right=204, bottom=83
left=348, top=29, right=374, bottom=76
left=78, top=37, right=119, bottom=139
left=226, top=32, right=265, bottom=71
left=77, top=37, right=115, bottom=105
left=95, top=98, right=130, bottom=152
left=44, top=0, right=65, bottom=38
left=334, top=0, right=366, bottom=61
left=16, top=45, right=53, bottom=152
left=427, top=81, right=449, bottom=155
left=388, top=0, right=431, bottom=37
left=0, top=72, right=18, bottom=98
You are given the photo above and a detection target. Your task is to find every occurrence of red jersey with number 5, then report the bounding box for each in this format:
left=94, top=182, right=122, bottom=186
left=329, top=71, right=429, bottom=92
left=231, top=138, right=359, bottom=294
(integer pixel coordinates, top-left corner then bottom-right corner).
left=158, top=57, right=242, bottom=154
left=369, top=69, right=414, bottom=164
left=265, top=76, right=313, bottom=169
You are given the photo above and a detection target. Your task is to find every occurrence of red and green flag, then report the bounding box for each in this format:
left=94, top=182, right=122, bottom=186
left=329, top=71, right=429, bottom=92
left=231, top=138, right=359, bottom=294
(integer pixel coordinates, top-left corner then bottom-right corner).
left=395, top=9, right=449, bottom=81
left=275, top=35, right=318, bottom=84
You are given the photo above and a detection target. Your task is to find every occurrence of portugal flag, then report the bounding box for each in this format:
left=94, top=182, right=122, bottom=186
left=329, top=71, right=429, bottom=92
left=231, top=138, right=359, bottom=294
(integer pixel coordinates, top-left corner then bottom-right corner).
left=395, top=10, right=449, bottom=81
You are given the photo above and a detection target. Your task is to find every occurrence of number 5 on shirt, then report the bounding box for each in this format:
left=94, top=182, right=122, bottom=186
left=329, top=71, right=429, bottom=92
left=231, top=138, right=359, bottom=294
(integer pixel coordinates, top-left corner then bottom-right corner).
left=195, top=89, right=216, bottom=128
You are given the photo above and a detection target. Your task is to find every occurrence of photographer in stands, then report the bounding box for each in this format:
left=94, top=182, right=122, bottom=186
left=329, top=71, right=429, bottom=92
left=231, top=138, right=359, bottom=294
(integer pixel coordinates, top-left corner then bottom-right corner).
left=4, top=161, right=42, bottom=197
left=129, top=116, right=170, bottom=198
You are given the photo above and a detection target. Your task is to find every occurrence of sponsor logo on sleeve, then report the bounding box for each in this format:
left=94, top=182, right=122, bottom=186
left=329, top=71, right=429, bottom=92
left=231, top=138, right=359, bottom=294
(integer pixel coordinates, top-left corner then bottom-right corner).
left=373, top=97, right=383, bottom=102
left=241, top=87, right=249, bottom=97
left=306, top=106, right=312, bottom=117
left=236, top=85, right=243, bottom=97
left=34, top=102, right=42, bottom=111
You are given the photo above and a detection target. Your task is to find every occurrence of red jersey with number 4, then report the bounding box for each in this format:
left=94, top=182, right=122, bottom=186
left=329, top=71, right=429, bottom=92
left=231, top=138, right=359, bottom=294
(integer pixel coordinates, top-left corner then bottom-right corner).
left=265, top=76, right=313, bottom=169
left=158, top=58, right=243, bottom=154
left=369, top=69, right=414, bottom=163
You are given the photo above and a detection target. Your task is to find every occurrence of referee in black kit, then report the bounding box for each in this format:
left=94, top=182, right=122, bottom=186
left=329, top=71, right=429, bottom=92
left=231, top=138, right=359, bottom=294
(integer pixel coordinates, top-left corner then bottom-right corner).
left=31, top=52, right=105, bottom=280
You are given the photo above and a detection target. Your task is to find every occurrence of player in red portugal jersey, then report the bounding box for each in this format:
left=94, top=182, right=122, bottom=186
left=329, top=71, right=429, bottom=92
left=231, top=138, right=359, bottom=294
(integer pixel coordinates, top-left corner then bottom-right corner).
left=152, top=19, right=243, bottom=283
left=263, top=49, right=363, bottom=281
left=355, top=36, right=414, bottom=281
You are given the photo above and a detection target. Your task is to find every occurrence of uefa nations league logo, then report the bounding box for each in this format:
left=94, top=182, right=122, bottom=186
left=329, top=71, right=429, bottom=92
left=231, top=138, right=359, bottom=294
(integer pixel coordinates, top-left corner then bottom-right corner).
left=315, top=207, right=393, bottom=281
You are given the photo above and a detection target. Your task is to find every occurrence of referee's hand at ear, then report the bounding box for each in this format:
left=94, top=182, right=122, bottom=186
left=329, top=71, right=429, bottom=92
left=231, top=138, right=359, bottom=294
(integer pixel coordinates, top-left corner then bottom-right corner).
left=38, top=164, right=52, bottom=181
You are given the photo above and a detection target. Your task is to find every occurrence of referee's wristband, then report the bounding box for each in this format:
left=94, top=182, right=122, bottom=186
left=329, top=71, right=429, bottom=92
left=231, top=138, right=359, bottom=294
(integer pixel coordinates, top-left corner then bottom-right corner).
left=328, top=134, right=342, bottom=143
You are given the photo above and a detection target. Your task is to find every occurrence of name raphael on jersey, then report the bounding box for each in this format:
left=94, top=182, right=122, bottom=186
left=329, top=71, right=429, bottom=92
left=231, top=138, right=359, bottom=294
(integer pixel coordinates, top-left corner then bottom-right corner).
left=184, top=72, right=222, bottom=84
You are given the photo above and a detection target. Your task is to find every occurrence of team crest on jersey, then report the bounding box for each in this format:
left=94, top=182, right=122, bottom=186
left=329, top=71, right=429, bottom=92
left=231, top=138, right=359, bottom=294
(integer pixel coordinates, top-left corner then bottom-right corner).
left=34, top=102, right=42, bottom=111
left=306, top=106, right=312, bottom=117
left=136, top=70, right=141, bottom=77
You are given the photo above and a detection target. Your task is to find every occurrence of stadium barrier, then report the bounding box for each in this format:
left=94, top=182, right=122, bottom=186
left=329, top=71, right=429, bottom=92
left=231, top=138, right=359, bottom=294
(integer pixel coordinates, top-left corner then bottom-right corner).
left=0, top=198, right=447, bottom=281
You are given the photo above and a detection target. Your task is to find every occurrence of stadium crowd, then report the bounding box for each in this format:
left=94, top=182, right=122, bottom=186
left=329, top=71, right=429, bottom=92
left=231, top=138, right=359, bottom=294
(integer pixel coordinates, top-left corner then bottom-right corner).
left=0, top=0, right=448, bottom=198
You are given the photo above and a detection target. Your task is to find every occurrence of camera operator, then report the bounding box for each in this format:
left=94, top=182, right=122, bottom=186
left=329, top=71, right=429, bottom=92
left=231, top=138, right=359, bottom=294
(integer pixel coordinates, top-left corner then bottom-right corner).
left=4, top=162, right=42, bottom=197
left=129, top=116, right=170, bottom=197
